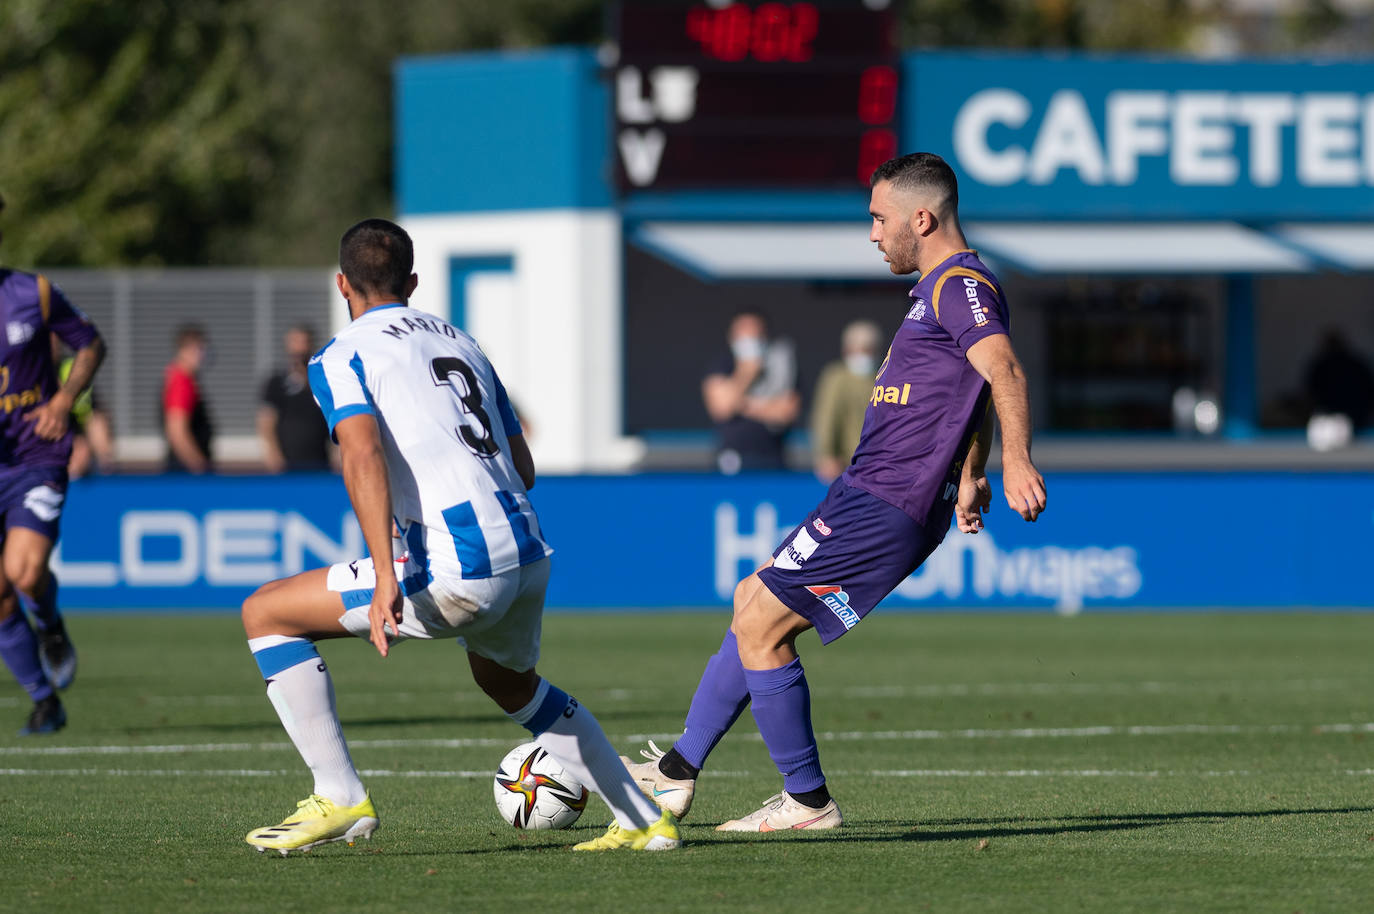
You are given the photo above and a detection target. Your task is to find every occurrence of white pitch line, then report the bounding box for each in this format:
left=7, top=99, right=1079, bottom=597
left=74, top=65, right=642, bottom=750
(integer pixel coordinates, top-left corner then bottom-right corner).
left=832, top=678, right=1361, bottom=699
left=3, top=767, right=1373, bottom=779
left=857, top=769, right=1258, bottom=778
left=0, top=737, right=514, bottom=757
left=4, top=719, right=1374, bottom=759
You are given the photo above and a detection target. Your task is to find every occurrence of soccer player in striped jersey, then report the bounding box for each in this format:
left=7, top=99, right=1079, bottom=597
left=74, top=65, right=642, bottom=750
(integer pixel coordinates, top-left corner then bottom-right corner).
left=0, top=193, right=105, bottom=735
left=622, top=153, right=1047, bottom=831
left=242, top=219, right=676, bottom=854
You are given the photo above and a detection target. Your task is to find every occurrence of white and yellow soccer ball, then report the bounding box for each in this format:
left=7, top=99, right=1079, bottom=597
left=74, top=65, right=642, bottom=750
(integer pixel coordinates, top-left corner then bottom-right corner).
left=493, top=742, right=589, bottom=829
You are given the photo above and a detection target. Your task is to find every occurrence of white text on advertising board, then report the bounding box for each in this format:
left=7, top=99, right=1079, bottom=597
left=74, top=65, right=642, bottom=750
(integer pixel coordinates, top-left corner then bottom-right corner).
left=52, top=510, right=362, bottom=587
left=954, top=88, right=1374, bottom=188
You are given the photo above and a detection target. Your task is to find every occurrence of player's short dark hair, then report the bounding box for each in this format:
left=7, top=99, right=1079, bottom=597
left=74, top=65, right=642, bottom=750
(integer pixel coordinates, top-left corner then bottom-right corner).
left=870, top=152, right=959, bottom=212
left=339, top=218, right=414, bottom=300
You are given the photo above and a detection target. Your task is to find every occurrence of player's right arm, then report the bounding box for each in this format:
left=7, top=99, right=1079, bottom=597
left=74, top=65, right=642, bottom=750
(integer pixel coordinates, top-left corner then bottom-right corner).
left=308, top=344, right=401, bottom=655
left=335, top=413, right=402, bottom=657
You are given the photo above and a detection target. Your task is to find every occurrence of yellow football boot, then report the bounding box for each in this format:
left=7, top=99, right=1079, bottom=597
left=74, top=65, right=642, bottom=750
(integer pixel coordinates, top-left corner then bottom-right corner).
left=245, top=793, right=379, bottom=856
left=572, top=809, right=681, bottom=851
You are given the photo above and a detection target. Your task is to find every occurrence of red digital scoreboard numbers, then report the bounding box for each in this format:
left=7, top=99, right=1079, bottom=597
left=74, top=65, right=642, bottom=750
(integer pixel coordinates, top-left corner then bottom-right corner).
left=612, top=1, right=900, bottom=191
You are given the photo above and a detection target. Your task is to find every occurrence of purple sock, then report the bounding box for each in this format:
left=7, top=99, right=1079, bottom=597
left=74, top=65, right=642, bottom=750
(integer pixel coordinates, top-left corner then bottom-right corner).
left=21, top=573, right=60, bottom=632
left=743, top=657, right=825, bottom=795
left=0, top=612, right=54, bottom=702
left=674, top=629, right=751, bottom=770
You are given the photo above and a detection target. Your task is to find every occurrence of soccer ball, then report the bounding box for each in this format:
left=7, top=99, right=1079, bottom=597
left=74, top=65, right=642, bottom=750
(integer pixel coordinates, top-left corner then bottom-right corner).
left=493, top=742, right=589, bottom=829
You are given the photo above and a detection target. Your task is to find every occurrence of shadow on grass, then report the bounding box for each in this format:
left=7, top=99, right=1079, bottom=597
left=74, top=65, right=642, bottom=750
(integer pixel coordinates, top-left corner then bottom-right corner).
left=700, top=804, right=1374, bottom=845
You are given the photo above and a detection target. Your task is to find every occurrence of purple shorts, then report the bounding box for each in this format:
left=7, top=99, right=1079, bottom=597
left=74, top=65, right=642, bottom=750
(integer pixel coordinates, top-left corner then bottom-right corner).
left=0, top=464, right=68, bottom=542
left=756, top=480, right=940, bottom=645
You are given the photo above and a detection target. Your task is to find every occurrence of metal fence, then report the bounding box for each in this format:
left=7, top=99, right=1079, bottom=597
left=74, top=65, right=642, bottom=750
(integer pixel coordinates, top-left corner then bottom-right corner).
left=43, top=269, right=335, bottom=465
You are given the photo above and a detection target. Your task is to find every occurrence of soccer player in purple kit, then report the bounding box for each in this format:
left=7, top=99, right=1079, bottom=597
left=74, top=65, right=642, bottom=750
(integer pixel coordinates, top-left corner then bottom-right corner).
left=623, top=153, right=1047, bottom=830
left=0, top=193, right=105, bottom=734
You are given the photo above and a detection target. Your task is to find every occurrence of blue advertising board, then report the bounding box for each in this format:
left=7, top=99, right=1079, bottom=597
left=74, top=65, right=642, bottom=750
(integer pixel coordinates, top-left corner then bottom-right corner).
left=52, top=472, right=1371, bottom=612
left=907, top=52, right=1374, bottom=220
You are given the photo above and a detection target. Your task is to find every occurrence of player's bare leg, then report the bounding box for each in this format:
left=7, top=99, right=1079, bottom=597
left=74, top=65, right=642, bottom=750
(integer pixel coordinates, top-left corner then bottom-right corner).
left=4, top=527, right=74, bottom=689
left=717, top=574, right=842, bottom=831
left=0, top=556, right=64, bottom=734
left=242, top=569, right=377, bottom=854
left=467, top=651, right=675, bottom=849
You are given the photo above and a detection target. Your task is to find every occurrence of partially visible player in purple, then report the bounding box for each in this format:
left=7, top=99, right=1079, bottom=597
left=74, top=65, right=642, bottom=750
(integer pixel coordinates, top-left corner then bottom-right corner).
left=0, top=193, right=105, bottom=734
left=622, top=152, right=1046, bottom=830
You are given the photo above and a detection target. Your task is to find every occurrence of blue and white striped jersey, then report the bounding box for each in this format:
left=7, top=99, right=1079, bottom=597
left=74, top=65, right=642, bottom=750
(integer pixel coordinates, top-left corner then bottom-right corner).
left=308, top=304, right=551, bottom=581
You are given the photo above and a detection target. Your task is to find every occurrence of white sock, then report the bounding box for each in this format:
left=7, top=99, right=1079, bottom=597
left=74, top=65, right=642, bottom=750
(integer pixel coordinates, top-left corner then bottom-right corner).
left=249, top=635, right=367, bottom=807
left=509, top=679, right=662, bottom=830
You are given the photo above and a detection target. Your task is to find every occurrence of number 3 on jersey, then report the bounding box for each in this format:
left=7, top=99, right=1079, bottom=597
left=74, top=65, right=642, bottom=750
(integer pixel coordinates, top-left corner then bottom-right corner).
left=431, top=357, right=499, bottom=458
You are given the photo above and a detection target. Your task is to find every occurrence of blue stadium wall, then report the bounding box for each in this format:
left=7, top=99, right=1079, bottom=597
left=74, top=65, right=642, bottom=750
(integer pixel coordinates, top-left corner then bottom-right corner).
left=53, top=473, right=1369, bottom=612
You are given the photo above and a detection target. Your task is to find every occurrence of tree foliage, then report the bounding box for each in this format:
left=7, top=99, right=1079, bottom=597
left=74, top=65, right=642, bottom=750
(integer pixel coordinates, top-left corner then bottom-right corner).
left=0, top=0, right=1360, bottom=268
left=0, top=0, right=603, bottom=267
left=0, top=0, right=271, bottom=266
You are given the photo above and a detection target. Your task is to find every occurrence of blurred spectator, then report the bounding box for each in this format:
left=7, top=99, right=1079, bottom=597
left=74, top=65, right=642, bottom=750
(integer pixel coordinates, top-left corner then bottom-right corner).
left=162, top=324, right=213, bottom=474
left=702, top=310, right=799, bottom=473
left=810, top=320, right=882, bottom=482
left=53, top=337, right=113, bottom=477
left=258, top=324, right=331, bottom=472
left=1305, top=330, right=1374, bottom=429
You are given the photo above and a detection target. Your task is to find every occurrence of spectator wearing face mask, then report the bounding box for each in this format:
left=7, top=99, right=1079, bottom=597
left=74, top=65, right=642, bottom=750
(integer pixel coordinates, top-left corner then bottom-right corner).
left=702, top=310, right=800, bottom=474
left=810, top=320, right=882, bottom=483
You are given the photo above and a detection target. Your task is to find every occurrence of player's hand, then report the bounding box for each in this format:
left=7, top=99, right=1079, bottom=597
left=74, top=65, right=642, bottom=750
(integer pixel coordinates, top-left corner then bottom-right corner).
left=25, top=397, right=71, bottom=441
left=956, top=473, right=992, bottom=533
left=368, top=581, right=403, bottom=658
left=1002, top=460, right=1046, bottom=522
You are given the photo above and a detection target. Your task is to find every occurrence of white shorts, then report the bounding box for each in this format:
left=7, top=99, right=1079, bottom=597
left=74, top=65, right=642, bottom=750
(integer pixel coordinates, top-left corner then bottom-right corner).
left=326, top=553, right=550, bottom=671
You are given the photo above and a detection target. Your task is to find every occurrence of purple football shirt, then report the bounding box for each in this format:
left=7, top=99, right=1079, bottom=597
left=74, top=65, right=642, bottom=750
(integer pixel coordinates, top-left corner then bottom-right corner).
left=0, top=270, right=99, bottom=469
left=841, top=250, right=1009, bottom=538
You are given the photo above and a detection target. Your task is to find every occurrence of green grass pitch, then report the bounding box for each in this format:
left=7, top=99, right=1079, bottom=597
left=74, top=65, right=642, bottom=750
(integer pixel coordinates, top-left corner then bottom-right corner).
left=3, top=611, right=1373, bottom=913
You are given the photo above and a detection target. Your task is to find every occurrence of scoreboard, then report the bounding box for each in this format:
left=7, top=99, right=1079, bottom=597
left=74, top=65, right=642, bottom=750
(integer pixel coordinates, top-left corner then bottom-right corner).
left=612, top=1, right=900, bottom=191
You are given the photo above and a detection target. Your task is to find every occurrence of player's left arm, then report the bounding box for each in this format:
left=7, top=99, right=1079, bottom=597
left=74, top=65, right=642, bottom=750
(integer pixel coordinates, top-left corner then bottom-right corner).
left=956, top=405, right=995, bottom=534
left=492, top=372, right=535, bottom=490
left=334, top=412, right=403, bottom=657
left=508, top=433, right=536, bottom=491
left=28, top=279, right=106, bottom=441
left=27, top=335, right=105, bottom=442
left=965, top=333, right=1046, bottom=522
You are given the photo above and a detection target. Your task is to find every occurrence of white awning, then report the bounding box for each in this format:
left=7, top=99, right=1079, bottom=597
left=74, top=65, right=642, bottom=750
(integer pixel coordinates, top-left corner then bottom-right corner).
left=964, top=222, right=1313, bottom=275
left=631, top=222, right=891, bottom=280
left=630, top=220, right=1318, bottom=279
left=1270, top=223, right=1374, bottom=271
